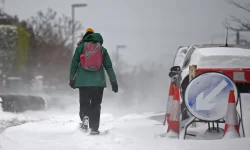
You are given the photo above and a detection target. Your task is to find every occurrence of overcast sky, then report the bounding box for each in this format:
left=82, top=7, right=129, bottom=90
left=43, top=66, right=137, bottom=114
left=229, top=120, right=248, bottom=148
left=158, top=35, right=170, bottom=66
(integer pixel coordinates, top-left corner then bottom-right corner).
left=3, top=0, right=250, bottom=66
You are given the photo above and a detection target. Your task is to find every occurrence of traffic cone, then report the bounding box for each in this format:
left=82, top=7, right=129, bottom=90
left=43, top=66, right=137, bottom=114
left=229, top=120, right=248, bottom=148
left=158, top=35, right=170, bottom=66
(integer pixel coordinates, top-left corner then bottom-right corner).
left=166, top=86, right=181, bottom=137
left=223, top=90, right=240, bottom=139
left=163, top=81, right=174, bottom=125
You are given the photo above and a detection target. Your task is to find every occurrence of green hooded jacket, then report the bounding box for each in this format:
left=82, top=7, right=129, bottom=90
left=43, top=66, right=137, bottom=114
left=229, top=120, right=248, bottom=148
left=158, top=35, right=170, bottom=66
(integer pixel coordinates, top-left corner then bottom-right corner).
left=69, top=33, right=117, bottom=87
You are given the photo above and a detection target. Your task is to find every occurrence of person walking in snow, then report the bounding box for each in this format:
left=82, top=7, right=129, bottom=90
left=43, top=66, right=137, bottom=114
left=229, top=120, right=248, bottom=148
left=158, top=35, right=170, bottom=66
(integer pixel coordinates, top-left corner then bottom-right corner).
left=69, top=27, right=94, bottom=89
left=69, top=30, right=118, bottom=135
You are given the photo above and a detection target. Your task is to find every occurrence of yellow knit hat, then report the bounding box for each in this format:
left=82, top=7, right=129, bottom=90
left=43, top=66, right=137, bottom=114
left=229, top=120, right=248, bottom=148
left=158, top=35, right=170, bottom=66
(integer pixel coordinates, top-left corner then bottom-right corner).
left=86, top=28, right=94, bottom=33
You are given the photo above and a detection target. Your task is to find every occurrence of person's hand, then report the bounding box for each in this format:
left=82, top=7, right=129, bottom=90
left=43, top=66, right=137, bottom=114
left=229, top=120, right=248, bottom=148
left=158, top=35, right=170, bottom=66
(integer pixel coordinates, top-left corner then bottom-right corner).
left=111, top=81, right=118, bottom=93
left=69, top=80, right=76, bottom=89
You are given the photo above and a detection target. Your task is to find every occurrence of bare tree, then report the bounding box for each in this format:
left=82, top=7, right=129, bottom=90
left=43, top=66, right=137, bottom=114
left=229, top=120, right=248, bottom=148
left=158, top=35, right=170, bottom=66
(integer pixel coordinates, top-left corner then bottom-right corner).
left=26, top=8, right=84, bottom=88
left=225, top=1, right=250, bottom=31
left=28, top=8, right=82, bottom=49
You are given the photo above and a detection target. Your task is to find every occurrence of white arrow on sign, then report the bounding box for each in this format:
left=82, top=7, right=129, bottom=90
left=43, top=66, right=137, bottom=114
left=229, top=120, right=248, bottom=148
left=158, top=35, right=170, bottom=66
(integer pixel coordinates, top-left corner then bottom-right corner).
left=196, top=79, right=228, bottom=110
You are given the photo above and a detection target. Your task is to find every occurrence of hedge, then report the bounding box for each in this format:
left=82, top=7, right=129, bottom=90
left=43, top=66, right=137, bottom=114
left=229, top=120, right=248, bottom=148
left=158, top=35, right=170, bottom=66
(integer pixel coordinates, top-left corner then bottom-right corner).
left=0, top=25, right=30, bottom=77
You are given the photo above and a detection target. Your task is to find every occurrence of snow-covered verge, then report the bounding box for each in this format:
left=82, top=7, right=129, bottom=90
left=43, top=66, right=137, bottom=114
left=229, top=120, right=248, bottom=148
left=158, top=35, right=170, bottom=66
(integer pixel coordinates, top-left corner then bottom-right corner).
left=0, top=94, right=249, bottom=150
left=0, top=103, right=81, bottom=134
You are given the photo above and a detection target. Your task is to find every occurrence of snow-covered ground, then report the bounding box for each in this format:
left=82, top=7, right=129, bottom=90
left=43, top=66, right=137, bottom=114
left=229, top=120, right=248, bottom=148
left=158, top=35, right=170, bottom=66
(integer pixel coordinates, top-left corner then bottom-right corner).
left=0, top=93, right=249, bottom=150
left=0, top=46, right=250, bottom=149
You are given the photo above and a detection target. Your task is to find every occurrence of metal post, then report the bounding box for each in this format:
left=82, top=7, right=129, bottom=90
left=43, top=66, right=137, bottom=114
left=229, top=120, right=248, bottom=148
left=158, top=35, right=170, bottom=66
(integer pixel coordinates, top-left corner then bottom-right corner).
left=236, top=30, right=240, bottom=44
left=115, top=45, right=127, bottom=68
left=115, top=46, right=119, bottom=69
left=72, top=6, right=75, bottom=53
left=71, top=3, right=87, bottom=55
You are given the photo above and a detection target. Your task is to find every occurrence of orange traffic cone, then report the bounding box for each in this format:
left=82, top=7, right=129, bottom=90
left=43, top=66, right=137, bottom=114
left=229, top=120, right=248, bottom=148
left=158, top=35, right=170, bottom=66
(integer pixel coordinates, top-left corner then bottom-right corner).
left=163, top=81, right=174, bottom=125
left=223, top=90, right=240, bottom=139
left=166, top=86, right=181, bottom=137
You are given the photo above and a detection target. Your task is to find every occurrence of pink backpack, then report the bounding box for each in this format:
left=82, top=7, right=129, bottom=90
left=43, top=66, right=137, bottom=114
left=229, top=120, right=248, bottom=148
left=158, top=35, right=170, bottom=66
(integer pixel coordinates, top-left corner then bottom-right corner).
left=80, top=42, right=103, bottom=71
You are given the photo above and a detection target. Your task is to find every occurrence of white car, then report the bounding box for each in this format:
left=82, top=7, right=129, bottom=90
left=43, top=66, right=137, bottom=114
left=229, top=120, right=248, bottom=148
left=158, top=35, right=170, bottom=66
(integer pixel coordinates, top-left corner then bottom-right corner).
left=170, top=44, right=250, bottom=122
left=173, top=44, right=250, bottom=101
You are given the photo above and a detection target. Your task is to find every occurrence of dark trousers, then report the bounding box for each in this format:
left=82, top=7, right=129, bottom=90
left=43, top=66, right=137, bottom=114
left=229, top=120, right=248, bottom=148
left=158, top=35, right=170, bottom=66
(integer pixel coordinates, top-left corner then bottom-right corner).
left=79, top=87, right=104, bottom=130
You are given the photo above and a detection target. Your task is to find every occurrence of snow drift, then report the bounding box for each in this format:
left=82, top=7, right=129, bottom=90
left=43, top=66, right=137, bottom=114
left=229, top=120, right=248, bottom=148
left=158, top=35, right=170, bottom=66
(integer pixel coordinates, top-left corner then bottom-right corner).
left=0, top=46, right=250, bottom=149
left=0, top=92, right=249, bottom=150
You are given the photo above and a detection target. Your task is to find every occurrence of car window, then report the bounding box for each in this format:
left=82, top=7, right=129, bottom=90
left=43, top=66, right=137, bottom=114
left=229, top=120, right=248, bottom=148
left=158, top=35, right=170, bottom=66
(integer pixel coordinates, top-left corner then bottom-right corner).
left=181, top=49, right=187, bottom=54
left=182, top=58, right=190, bottom=69
left=173, top=47, right=188, bottom=66
left=182, top=46, right=196, bottom=69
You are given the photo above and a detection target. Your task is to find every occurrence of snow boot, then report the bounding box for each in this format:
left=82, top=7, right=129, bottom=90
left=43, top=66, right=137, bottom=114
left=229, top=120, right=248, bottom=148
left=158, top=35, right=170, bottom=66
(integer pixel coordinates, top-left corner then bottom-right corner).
left=90, top=129, right=100, bottom=135
left=80, top=116, right=89, bottom=131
